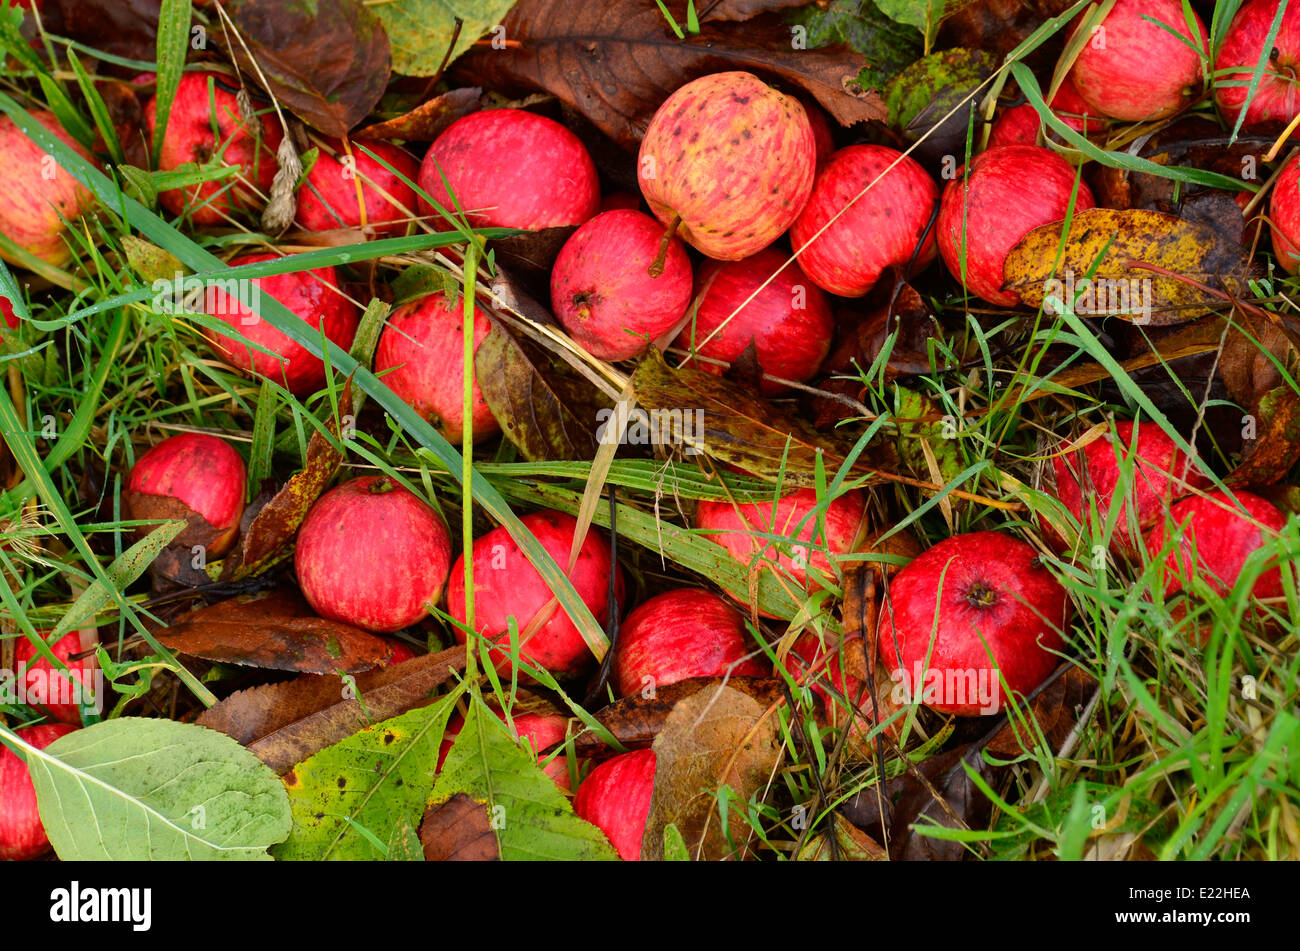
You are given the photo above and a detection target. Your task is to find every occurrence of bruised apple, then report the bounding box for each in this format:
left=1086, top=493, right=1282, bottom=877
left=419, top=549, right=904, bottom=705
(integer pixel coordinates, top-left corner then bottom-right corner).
left=124, top=432, right=247, bottom=557
left=638, top=71, right=815, bottom=261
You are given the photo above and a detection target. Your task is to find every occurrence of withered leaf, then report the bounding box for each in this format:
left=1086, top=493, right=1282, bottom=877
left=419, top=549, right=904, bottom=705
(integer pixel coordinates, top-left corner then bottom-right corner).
left=985, top=664, right=1097, bottom=757
left=221, top=0, right=392, bottom=137
left=157, top=589, right=392, bottom=674
left=223, top=384, right=351, bottom=581
left=643, top=681, right=781, bottom=861
left=420, top=793, right=502, bottom=861
left=450, top=0, right=883, bottom=151
left=1226, top=385, right=1300, bottom=490
left=570, top=676, right=783, bottom=758
left=355, top=88, right=483, bottom=141
left=697, top=0, right=810, bottom=22
left=37, top=0, right=161, bottom=63
left=842, top=743, right=999, bottom=861
left=1221, top=310, right=1299, bottom=410
left=246, top=648, right=464, bottom=773
left=476, top=310, right=609, bottom=463
left=795, top=813, right=887, bottom=861
left=884, top=47, right=994, bottom=169
left=632, top=348, right=858, bottom=484
left=1003, top=208, right=1253, bottom=325
left=489, top=227, right=577, bottom=295
left=937, top=0, right=1076, bottom=68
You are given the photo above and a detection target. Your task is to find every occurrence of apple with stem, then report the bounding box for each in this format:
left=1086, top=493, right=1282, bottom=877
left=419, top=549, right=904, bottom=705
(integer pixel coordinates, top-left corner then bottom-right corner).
left=877, top=531, right=1071, bottom=716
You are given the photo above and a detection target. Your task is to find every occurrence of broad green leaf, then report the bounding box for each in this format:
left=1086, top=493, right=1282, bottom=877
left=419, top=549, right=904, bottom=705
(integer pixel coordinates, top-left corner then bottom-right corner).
left=662, top=822, right=690, bottom=861
left=274, top=692, right=460, bottom=861
left=370, top=0, right=517, bottom=77
left=430, top=700, right=618, bottom=861
left=20, top=718, right=291, bottom=860
left=51, top=520, right=185, bottom=638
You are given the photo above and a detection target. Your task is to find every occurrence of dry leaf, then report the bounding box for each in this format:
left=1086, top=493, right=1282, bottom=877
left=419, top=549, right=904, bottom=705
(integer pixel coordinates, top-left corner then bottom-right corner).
left=643, top=681, right=781, bottom=860
left=420, top=793, right=502, bottom=861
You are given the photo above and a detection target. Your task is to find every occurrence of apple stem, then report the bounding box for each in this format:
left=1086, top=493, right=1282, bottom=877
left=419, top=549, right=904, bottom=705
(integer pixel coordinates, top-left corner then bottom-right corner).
left=647, top=213, right=682, bottom=278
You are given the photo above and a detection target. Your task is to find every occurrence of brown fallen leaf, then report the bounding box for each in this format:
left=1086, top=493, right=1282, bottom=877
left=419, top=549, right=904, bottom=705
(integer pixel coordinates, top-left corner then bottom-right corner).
left=222, top=383, right=351, bottom=581
left=157, top=589, right=393, bottom=674
left=354, top=88, right=484, bottom=141
left=489, top=227, right=577, bottom=297
left=1226, top=385, right=1300, bottom=489
left=643, top=681, right=782, bottom=861
left=984, top=664, right=1097, bottom=757
left=1003, top=208, right=1253, bottom=326
left=937, top=0, right=1076, bottom=68
left=570, top=676, right=784, bottom=758
left=218, top=0, right=392, bottom=137
left=36, top=0, right=161, bottom=63
left=420, top=794, right=502, bottom=861
left=246, top=648, right=464, bottom=773
left=451, top=0, right=882, bottom=151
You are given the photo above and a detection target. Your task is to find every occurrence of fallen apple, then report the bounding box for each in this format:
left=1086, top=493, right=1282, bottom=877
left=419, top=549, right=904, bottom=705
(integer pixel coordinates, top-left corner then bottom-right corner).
left=611, top=588, right=769, bottom=698
left=694, top=488, right=867, bottom=618
left=1070, top=0, right=1207, bottom=121
left=0, top=722, right=78, bottom=861
left=789, top=144, right=939, bottom=297
left=551, top=209, right=693, bottom=361
left=1050, top=421, right=1209, bottom=552
left=146, top=71, right=281, bottom=225
left=877, top=531, right=1071, bottom=716
left=1270, top=151, right=1300, bottom=272
left=204, top=251, right=360, bottom=397
left=638, top=71, right=816, bottom=262
left=0, top=110, right=98, bottom=268
left=937, top=144, right=1095, bottom=306
left=1215, top=0, right=1300, bottom=136
left=1145, top=489, right=1287, bottom=600
left=124, top=432, right=247, bottom=558
left=11, top=630, right=96, bottom=724
left=297, top=138, right=419, bottom=235
left=988, top=75, right=1106, bottom=148
left=295, top=475, right=453, bottom=633
left=418, top=109, right=600, bottom=230
left=447, top=509, right=623, bottom=680
left=373, top=290, right=499, bottom=444
left=675, top=248, right=833, bottom=393
left=573, top=748, right=656, bottom=861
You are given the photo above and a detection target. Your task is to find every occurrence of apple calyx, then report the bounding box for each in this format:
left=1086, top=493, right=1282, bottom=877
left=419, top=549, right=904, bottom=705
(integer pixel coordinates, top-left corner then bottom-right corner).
left=963, top=581, right=998, bottom=608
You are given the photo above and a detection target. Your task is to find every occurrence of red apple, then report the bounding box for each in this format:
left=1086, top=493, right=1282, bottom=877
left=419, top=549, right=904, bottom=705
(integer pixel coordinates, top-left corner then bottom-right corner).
left=1215, top=0, right=1300, bottom=135
left=676, top=249, right=831, bottom=394
left=611, top=588, right=769, bottom=698
left=877, top=531, right=1071, bottom=716
left=804, top=100, right=836, bottom=168
left=937, top=145, right=1095, bottom=306
left=11, top=631, right=97, bottom=724
left=295, top=475, right=453, bottom=633
left=573, top=749, right=656, bottom=861
left=638, top=71, right=816, bottom=261
left=1271, top=151, right=1300, bottom=272
left=418, top=109, right=599, bottom=230
left=1145, top=489, right=1287, bottom=599
left=0, top=722, right=78, bottom=861
left=0, top=111, right=97, bottom=268
left=695, top=488, right=868, bottom=618
left=550, top=209, right=693, bottom=361
left=988, top=76, right=1107, bottom=147
left=204, top=251, right=360, bottom=397
left=373, top=290, right=499, bottom=444
left=439, top=706, right=572, bottom=788
left=297, top=138, right=419, bottom=235
left=1, top=294, right=18, bottom=330
left=1050, top=421, right=1209, bottom=552
left=447, top=509, right=624, bottom=680
left=1070, top=0, right=1207, bottom=121
left=146, top=71, right=281, bottom=225
left=125, top=432, right=247, bottom=557
left=790, top=144, right=939, bottom=297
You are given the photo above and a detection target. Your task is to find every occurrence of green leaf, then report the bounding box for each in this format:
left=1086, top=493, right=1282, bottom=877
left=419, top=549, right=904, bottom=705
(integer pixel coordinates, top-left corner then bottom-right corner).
left=430, top=700, right=618, bottom=861
left=152, top=0, right=193, bottom=170
left=894, top=385, right=961, bottom=485
left=50, top=520, right=185, bottom=639
left=874, top=0, right=946, bottom=48
left=662, top=822, right=690, bottom=861
left=371, top=0, right=518, bottom=77
left=274, top=692, right=460, bottom=861
left=17, top=718, right=291, bottom=860
left=387, top=814, right=425, bottom=861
